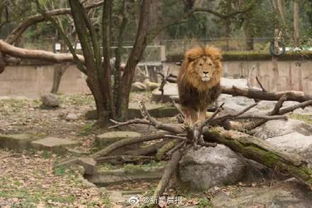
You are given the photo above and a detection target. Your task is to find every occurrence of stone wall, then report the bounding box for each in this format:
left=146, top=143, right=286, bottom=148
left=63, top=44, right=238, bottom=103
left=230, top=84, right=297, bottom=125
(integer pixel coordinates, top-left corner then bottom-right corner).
left=164, top=59, right=312, bottom=95
left=1, top=59, right=312, bottom=98
left=0, top=64, right=90, bottom=98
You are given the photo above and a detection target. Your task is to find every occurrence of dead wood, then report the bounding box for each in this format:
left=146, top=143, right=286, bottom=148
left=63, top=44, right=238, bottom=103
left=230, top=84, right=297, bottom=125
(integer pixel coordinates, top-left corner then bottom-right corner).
left=109, top=100, right=312, bottom=197
left=153, top=150, right=184, bottom=199
left=96, top=155, right=155, bottom=164
left=156, top=140, right=179, bottom=160
left=222, top=86, right=312, bottom=102
left=0, top=40, right=84, bottom=63
left=125, top=141, right=168, bottom=156
left=203, top=127, right=312, bottom=189
left=90, top=133, right=168, bottom=158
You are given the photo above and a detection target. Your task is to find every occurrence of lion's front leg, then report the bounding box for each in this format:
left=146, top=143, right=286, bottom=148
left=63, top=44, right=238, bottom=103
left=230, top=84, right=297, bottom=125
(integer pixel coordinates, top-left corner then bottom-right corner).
left=182, top=107, right=198, bottom=126
left=198, top=110, right=207, bottom=123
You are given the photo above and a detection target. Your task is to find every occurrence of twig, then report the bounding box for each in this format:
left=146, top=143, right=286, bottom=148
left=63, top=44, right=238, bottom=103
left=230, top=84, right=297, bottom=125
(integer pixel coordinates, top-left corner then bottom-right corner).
left=256, top=76, right=267, bottom=92
left=90, top=133, right=168, bottom=158
left=138, top=101, right=184, bottom=133
left=199, top=102, right=225, bottom=129
left=109, top=118, right=150, bottom=129
left=210, top=103, right=258, bottom=126
left=236, top=115, right=287, bottom=120
left=164, top=135, right=187, bottom=140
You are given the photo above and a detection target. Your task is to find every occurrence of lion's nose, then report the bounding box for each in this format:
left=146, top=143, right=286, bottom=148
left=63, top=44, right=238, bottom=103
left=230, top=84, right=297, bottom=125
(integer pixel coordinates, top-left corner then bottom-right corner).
left=203, top=71, right=209, bottom=75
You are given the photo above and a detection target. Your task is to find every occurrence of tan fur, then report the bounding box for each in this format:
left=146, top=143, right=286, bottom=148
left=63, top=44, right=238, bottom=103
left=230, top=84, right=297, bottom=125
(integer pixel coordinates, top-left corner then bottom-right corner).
left=177, top=46, right=223, bottom=125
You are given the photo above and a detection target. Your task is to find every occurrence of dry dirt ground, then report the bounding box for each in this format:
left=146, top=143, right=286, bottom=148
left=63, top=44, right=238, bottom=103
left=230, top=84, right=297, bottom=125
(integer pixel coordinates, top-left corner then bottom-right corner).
left=0, top=94, right=112, bottom=207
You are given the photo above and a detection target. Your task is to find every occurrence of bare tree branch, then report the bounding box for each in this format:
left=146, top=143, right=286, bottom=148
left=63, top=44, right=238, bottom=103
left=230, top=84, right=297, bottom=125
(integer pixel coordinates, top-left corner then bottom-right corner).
left=5, top=1, right=104, bottom=45
left=0, top=40, right=84, bottom=63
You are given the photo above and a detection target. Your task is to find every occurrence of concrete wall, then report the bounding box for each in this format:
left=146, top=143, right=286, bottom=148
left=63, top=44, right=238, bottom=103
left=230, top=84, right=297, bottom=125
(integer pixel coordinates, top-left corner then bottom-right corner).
left=0, top=64, right=90, bottom=98
left=1, top=59, right=312, bottom=98
left=164, top=60, right=312, bottom=95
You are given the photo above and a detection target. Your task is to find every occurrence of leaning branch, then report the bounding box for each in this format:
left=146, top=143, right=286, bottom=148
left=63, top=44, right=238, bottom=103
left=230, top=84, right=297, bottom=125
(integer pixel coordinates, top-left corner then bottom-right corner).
left=0, top=40, right=84, bottom=63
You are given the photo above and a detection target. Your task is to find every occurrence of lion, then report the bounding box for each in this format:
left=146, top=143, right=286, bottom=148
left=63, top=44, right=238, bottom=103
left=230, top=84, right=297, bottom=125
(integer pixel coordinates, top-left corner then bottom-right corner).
left=177, top=45, right=222, bottom=125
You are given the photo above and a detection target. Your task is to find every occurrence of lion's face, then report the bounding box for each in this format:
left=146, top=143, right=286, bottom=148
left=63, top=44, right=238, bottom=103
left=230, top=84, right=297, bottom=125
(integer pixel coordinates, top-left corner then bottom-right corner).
left=192, top=56, right=215, bottom=82
left=178, top=46, right=222, bottom=92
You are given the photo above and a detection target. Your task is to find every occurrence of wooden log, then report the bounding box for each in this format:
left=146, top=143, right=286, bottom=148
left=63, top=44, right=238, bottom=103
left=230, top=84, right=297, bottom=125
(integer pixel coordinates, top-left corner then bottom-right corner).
left=0, top=40, right=84, bottom=63
left=203, top=127, right=312, bottom=189
left=221, top=86, right=312, bottom=102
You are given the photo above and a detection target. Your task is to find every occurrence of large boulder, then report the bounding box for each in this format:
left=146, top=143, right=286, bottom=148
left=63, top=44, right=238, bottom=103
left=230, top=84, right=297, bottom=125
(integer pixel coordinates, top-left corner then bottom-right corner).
left=217, top=94, right=256, bottom=114
left=179, top=145, right=246, bottom=191
left=252, top=119, right=312, bottom=164
left=40, top=93, right=60, bottom=108
left=267, top=132, right=312, bottom=165
left=251, top=119, right=312, bottom=139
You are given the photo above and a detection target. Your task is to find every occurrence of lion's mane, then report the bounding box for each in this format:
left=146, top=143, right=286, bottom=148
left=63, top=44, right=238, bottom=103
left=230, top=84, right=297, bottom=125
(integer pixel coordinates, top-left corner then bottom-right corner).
left=177, top=46, right=222, bottom=111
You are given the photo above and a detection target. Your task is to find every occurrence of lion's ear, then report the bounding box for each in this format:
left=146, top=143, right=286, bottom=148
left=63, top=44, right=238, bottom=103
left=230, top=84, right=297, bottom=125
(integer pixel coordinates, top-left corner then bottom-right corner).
left=187, top=56, right=196, bottom=62
left=205, top=46, right=222, bottom=61
left=185, top=48, right=202, bottom=62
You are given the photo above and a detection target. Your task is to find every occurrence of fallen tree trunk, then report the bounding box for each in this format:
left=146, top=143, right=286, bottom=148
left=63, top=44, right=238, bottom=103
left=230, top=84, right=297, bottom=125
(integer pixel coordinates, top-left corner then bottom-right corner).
left=0, top=40, right=84, bottom=63
left=204, top=127, right=312, bottom=189
left=222, top=86, right=312, bottom=102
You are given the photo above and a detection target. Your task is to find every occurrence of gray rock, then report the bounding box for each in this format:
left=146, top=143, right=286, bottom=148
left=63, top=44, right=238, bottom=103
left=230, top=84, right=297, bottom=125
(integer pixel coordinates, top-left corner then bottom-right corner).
left=252, top=119, right=312, bottom=165
left=220, top=77, right=248, bottom=88
left=252, top=119, right=312, bottom=139
left=31, top=137, right=78, bottom=153
left=217, top=94, right=256, bottom=114
left=40, top=93, right=60, bottom=108
left=179, top=145, right=246, bottom=191
left=78, top=157, right=97, bottom=175
left=65, top=113, right=79, bottom=121
left=267, top=132, right=312, bottom=165
left=131, top=82, right=147, bottom=91
left=212, top=181, right=312, bottom=208
left=96, top=131, right=142, bottom=147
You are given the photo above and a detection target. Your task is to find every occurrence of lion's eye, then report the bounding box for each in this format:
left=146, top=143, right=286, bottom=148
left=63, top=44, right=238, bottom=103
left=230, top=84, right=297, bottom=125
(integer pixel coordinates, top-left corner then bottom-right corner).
left=208, top=63, right=213, bottom=66
left=199, top=63, right=203, bottom=66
